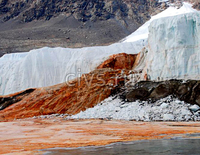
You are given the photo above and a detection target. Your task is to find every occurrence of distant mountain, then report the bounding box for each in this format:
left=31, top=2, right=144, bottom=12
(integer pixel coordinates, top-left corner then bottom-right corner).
left=0, top=0, right=164, bottom=56
left=192, top=2, right=200, bottom=10
left=0, top=0, right=162, bottom=23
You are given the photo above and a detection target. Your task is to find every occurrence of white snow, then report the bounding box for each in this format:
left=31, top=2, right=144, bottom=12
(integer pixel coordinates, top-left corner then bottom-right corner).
left=69, top=96, right=200, bottom=121
left=0, top=41, right=144, bottom=95
left=189, top=105, right=200, bottom=112
left=158, top=0, right=169, bottom=2
left=122, top=2, right=196, bottom=43
left=160, top=103, right=169, bottom=109
left=163, top=114, right=174, bottom=121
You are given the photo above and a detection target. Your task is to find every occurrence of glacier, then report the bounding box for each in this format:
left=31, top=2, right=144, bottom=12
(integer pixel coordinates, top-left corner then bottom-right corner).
left=122, top=2, right=196, bottom=43
left=145, top=12, right=200, bottom=81
left=0, top=2, right=199, bottom=95
left=0, top=41, right=144, bottom=95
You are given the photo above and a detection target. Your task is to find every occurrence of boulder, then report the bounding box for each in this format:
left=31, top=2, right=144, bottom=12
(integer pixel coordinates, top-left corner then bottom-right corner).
left=176, top=80, right=197, bottom=103
left=126, top=87, right=150, bottom=102
left=149, top=83, right=173, bottom=100
left=146, top=80, right=181, bottom=101
left=191, top=82, right=200, bottom=106
left=133, top=81, right=160, bottom=92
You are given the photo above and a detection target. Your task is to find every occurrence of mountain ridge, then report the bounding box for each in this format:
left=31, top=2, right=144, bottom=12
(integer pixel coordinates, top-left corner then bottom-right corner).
left=0, top=0, right=164, bottom=56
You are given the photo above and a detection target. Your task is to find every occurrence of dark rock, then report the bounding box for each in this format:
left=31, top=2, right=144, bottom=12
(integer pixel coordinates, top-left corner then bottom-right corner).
left=176, top=80, right=197, bottom=103
left=133, top=81, right=160, bottom=92
left=2, top=15, right=9, bottom=22
left=0, top=0, right=162, bottom=23
left=123, top=80, right=159, bottom=102
left=152, top=85, right=167, bottom=99
left=0, top=7, right=9, bottom=14
left=123, top=79, right=200, bottom=105
left=23, top=8, right=36, bottom=22
left=193, top=2, right=200, bottom=11
left=0, top=88, right=35, bottom=110
left=191, top=82, right=200, bottom=106
left=149, top=82, right=175, bottom=101
left=0, top=0, right=8, bottom=8
left=126, top=87, right=150, bottom=102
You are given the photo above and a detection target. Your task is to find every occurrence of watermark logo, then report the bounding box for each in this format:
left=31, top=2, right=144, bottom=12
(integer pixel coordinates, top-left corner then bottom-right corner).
left=64, top=68, right=132, bottom=88
left=64, top=67, right=142, bottom=88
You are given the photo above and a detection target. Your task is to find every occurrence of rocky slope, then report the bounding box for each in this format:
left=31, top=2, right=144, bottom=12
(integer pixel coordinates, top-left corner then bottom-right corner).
left=0, top=0, right=164, bottom=56
left=189, top=0, right=200, bottom=10
left=193, top=3, right=200, bottom=10
left=125, top=80, right=200, bottom=106
left=69, top=78, right=200, bottom=121
left=0, top=0, right=161, bottom=23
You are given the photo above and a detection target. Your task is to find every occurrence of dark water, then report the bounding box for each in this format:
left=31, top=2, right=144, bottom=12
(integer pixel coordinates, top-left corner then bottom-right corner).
left=41, top=138, right=200, bottom=155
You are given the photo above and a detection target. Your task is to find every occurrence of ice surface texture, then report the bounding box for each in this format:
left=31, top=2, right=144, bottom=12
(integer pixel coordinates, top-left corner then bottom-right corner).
left=122, top=2, right=196, bottom=43
left=0, top=42, right=143, bottom=95
left=69, top=96, right=200, bottom=121
left=146, top=12, right=200, bottom=80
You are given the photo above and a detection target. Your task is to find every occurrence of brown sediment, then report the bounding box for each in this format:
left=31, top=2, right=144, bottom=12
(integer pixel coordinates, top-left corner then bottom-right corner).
left=1, top=118, right=200, bottom=154
left=0, top=53, right=139, bottom=121
left=97, top=53, right=137, bottom=70
left=0, top=68, right=128, bottom=121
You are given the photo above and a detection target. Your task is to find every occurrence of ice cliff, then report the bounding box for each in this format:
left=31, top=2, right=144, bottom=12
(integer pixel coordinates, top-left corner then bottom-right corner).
left=0, top=41, right=143, bottom=95
left=145, top=12, right=200, bottom=80
left=122, top=2, right=196, bottom=43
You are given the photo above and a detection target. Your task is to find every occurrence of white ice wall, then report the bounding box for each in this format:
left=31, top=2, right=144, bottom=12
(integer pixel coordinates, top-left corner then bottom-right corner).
left=146, top=12, right=200, bottom=81
left=122, top=2, right=196, bottom=43
left=0, top=41, right=144, bottom=95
